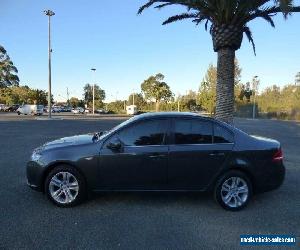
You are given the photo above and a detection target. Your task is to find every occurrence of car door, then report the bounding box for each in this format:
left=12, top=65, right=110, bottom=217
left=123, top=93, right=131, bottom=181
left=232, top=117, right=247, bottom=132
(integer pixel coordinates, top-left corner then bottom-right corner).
left=168, top=118, right=234, bottom=190
left=98, top=118, right=170, bottom=190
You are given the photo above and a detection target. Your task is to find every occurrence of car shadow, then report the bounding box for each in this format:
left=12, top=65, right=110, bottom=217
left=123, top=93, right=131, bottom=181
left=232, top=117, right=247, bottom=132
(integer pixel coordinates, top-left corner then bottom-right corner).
left=88, top=191, right=214, bottom=207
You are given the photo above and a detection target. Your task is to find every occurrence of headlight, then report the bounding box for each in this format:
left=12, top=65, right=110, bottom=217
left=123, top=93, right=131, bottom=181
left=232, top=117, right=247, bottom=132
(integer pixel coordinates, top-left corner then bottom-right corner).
left=31, top=151, right=42, bottom=161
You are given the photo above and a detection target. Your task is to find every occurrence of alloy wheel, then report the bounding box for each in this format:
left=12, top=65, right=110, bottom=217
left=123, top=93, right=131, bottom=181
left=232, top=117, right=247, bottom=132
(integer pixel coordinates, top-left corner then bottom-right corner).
left=220, top=177, right=249, bottom=208
left=48, top=171, right=79, bottom=204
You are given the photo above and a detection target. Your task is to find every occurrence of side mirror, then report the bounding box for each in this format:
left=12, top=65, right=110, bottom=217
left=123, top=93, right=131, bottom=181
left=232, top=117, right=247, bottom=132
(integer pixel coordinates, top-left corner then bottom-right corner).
left=107, top=138, right=122, bottom=151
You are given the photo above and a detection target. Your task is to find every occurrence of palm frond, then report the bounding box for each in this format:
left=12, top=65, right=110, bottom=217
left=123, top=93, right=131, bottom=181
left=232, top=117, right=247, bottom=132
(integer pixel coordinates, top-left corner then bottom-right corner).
left=138, top=0, right=300, bottom=55
left=259, top=12, right=276, bottom=27
left=138, top=0, right=161, bottom=14
left=154, top=3, right=174, bottom=9
left=243, top=26, right=256, bottom=55
left=0, top=45, right=7, bottom=54
left=162, top=13, right=199, bottom=25
left=277, top=0, right=293, bottom=17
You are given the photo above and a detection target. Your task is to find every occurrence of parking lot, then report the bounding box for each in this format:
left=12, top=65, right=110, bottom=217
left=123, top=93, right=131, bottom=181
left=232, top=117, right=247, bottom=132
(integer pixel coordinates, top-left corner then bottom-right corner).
left=0, top=116, right=299, bottom=249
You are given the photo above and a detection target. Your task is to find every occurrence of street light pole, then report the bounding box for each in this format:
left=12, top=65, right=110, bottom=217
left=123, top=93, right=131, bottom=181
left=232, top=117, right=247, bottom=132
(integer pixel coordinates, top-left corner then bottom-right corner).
left=132, top=90, right=135, bottom=106
left=252, top=76, right=259, bottom=119
left=44, top=10, right=55, bottom=119
left=296, top=72, right=300, bottom=85
left=91, top=68, right=96, bottom=115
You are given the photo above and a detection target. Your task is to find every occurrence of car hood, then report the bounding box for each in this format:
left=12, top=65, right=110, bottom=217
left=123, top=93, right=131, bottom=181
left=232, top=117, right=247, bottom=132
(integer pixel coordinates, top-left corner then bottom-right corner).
left=39, top=134, right=95, bottom=151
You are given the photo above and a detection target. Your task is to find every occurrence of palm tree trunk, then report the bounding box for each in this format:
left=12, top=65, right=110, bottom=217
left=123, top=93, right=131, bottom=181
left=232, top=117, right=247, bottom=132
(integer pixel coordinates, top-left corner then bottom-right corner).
left=215, top=48, right=235, bottom=124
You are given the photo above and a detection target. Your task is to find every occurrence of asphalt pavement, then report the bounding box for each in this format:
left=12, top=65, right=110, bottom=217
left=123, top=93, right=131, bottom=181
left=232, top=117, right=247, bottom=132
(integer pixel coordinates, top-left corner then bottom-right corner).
left=0, top=117, right=299, bottom=249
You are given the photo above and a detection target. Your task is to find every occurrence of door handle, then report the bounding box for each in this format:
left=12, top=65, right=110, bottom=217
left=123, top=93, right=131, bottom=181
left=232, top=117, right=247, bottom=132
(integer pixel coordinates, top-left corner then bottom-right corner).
left=149, top=153, right=166, bottom=158
left=209, top=152, right=225, bottom=156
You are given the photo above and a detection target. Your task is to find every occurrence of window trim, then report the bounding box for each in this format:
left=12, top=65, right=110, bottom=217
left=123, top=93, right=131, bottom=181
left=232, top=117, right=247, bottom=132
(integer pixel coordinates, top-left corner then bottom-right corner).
left=212, top=122, right=235, bottom=144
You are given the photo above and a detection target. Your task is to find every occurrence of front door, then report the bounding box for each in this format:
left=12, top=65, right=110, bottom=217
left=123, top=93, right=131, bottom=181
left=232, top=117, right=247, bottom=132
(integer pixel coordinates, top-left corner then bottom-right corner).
left=99, top=118, right=170, bottom=190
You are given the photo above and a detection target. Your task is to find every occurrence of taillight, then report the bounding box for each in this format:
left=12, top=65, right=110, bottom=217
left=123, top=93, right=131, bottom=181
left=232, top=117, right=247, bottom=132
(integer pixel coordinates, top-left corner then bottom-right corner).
left=272, top=148, right=283, bottom=162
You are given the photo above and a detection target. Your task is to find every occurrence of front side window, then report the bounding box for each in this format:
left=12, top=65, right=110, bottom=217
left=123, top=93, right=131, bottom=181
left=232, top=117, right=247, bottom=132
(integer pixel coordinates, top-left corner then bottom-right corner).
left=117, top=119, right=168, bottom=146
left=174, top=119, right=213, bottom=144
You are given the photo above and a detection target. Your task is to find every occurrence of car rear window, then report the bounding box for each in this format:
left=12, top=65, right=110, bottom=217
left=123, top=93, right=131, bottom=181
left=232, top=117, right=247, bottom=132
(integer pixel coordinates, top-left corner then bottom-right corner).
left=213, top=124, right=234, bottom=143
left=173, top=119, right=213, bottom=144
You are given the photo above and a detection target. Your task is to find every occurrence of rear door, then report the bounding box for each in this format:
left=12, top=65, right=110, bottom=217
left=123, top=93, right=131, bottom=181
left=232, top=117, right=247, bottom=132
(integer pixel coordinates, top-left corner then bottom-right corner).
left=168, top=118, right=234, bottom=190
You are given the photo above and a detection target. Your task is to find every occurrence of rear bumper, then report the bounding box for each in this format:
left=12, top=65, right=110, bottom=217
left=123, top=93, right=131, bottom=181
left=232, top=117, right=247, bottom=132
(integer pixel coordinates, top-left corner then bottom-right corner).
left=254, top=161, right=285, bottom=193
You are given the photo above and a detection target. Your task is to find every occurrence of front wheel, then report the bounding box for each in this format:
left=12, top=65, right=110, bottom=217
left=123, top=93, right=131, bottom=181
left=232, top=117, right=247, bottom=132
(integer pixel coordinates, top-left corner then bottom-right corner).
left=214, top=170, right=252, bottom=211
left=45, top=165, right=87, bottom=207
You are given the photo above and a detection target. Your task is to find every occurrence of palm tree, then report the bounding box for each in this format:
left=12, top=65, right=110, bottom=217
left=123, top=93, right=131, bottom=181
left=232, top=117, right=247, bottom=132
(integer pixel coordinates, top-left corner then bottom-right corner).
left=0, top=45, right=19, bottom=88
left=138, top=0, right=300, bottom=123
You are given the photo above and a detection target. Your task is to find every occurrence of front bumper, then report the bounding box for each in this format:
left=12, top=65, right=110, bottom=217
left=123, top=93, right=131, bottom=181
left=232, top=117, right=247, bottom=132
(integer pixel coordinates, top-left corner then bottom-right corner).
left=26, top=161, right=45, bottom=192
left=26, top=180, right=40, bottom=191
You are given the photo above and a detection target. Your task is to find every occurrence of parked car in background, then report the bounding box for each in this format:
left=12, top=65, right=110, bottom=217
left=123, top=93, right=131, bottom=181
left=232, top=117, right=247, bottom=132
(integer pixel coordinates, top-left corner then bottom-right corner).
left=52, top=107, right=61, bottom=113
left=85, top=108, right=91, bottom=114
left=4, top=104, right=20, bottom=112
left=27, top=112, right=285, bottom=210
left=0, top=104, right=8, bottom=112
left=17, top=105, right=44, bottom=116
left=72, top=107, right=85, bottom=114
left=95, top=109, right=109, bottom=114
left=65, top=107, right=72, bottom=112
left=44, top=106, right=63, bottom=113
left=60, top=106, right=72, bottom=112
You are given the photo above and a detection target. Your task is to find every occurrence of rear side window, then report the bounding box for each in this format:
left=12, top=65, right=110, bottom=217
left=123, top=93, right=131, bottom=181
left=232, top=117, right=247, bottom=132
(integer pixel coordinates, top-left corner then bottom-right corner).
left=213, top=124, right=234, bottom=143
left=118, top=119, right=168, bottom=146
left=173, top=119, right=213, bottom=144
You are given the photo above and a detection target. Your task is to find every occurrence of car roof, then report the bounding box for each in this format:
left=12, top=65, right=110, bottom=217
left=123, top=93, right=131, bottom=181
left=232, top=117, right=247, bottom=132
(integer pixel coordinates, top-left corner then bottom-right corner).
left=133, top=112, right=210, bottom=120
left=131, top=112, right=236, bottom=131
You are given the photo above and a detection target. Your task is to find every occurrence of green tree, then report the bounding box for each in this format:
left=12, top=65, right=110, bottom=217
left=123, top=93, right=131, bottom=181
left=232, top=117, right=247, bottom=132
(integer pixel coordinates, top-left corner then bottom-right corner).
left=141, top=73, right=173, bottom=111
left=138, top=1, right=300, bottom=123
left=197, top=64, right=217, bottom=115
left=83, top=84, right=106, bottom=108
left=107, top=100, right=126, bottom=114
left=29, top=89, right=48, bottom=105
left=257, top=85, right=281, bottom=112
left=0, top=85, right=50, bottom=105
left=69, top=97, right=80, bottom=108
left=0, top=45, right=19, bottom=88
left=128, top=93, right=145, bottom=108
left=197, top=62, right=243, bottom=114
left=179, top=90, right=199, bottom=111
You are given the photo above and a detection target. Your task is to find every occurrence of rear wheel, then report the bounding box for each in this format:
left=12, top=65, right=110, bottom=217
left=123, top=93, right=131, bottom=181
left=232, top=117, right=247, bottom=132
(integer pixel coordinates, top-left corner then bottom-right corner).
left=45, top=165, right=87, bottom=207
left=214, top=170, right=252, bottom=211
left=17, top=111, right=21, bottom=115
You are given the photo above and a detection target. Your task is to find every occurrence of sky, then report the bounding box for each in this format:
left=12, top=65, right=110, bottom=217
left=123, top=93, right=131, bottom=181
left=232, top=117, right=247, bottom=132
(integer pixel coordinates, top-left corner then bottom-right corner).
left=1, top=0, right=300, bottom=102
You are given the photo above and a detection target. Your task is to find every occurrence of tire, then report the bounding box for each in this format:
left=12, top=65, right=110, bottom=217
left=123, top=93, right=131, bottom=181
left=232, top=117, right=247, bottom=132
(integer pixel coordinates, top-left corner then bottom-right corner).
left=45, top=165, right=87, bottom=207
left=17, top=111, right=21, bottom=115
left=214, top=170, right=252, bottom=211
